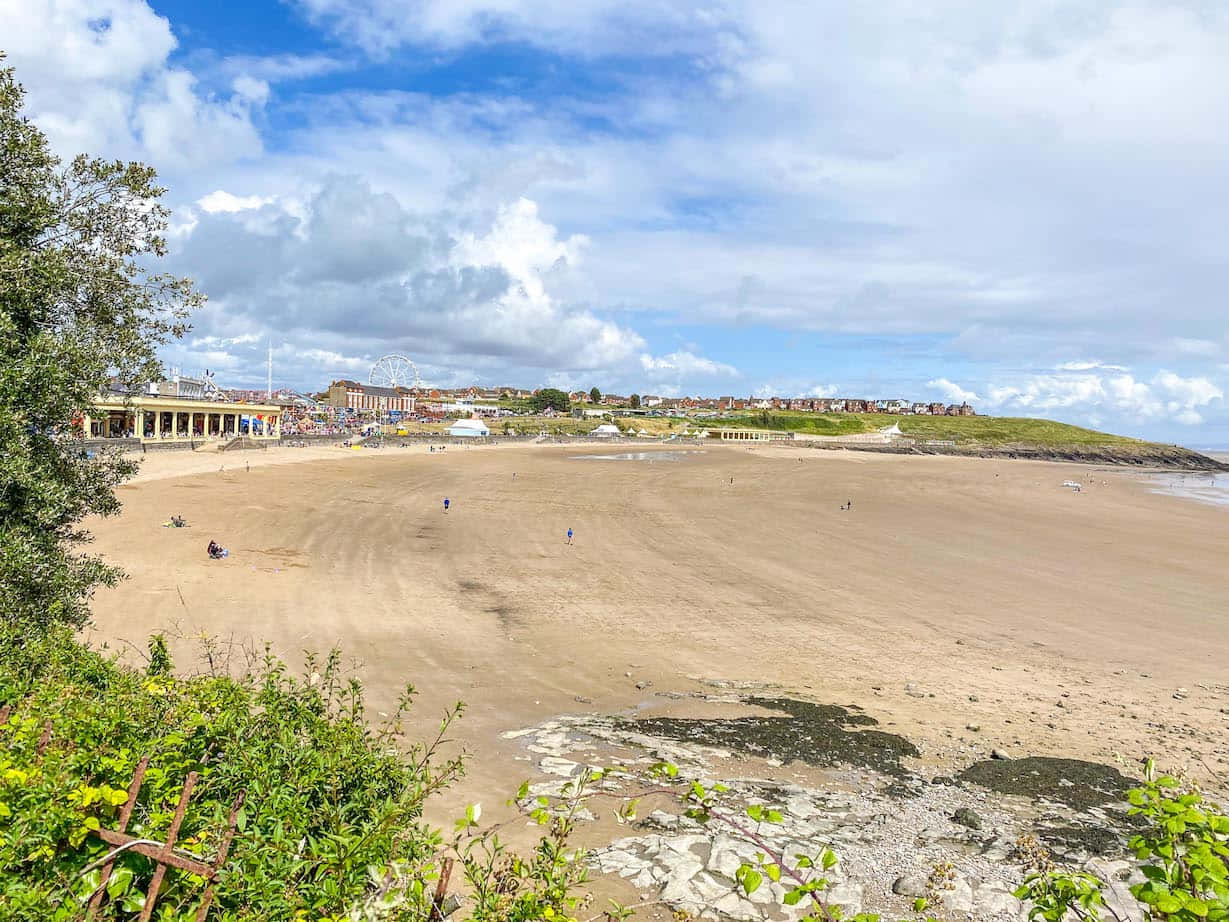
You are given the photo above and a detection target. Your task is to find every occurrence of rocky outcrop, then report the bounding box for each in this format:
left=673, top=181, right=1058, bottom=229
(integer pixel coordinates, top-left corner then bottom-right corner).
left=803, top=440, right=1228, bottom=470
left=502, top=698, right=1151, bottom=922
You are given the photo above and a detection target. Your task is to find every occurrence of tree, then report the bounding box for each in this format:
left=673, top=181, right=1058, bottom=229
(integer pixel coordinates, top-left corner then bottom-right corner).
left=589, top=386, right=601, bottom=403
left=0, top=60, right=201, bottom=632
left=630, top=394, right=641, bottom=408
left=531, top=388, right=571, bottom=414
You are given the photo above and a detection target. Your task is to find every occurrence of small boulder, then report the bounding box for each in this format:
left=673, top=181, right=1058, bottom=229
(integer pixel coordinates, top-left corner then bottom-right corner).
left=892, top=874, right=928, bottom=898
left=952, top=807, right=983, bottom=830
left=991, top=748, right=1011, bottom=760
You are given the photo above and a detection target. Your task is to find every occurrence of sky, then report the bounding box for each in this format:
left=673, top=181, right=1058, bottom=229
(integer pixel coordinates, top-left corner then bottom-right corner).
left=2, top=0, right=1227, bottom=446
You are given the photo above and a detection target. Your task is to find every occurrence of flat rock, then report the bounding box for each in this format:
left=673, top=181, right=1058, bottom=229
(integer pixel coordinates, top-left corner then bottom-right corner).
left=937, top=876, right=975, bottom=915
left=892, top=874, right=929, bottom=898
left=826, top=881, right=863, bottom=915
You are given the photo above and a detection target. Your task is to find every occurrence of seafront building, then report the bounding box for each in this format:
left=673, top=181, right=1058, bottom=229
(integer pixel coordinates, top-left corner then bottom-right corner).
left=85, top=391, right=284, bottom=445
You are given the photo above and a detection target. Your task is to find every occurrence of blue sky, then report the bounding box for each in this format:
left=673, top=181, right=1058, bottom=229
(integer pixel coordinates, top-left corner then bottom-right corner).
left=3, top=0, right=1228, bottom=445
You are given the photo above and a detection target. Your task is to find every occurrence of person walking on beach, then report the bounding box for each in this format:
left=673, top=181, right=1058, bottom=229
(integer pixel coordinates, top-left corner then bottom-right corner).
left=567, top=527, right=573, bottom=545
left=443, top=497, right=450, bottom=512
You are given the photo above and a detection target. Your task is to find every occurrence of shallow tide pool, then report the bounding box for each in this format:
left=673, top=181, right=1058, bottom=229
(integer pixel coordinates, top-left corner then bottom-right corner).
left=1145, top=471, right=1229, bottom=507
left=569, top=450, right=705, bottom=463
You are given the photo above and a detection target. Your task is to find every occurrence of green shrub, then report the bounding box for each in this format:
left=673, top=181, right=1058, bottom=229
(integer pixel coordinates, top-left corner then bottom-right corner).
left=0, top=628, right=455, bottom=920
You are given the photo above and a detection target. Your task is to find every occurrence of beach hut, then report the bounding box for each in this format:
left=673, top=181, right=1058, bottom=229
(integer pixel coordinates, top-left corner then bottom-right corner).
left=591, top=423, right=621, bottom=437
left=447, top=418, right=490, bottom=438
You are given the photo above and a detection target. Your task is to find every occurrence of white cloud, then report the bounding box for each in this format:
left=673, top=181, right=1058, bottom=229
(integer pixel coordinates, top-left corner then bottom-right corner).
left=927, top=378, right=979, bottom=404
left=167, top=179, right=650, bottom=381
left=979, top=369, right=1223, bottom=425
left=0, top=0, right=264, bottom=167
left=1056, top=360, right=1128, bottom=372
left=197, top=190, right=274, bottom=214
left=290, top=0, right=726, bottom=56
left=216, top=53, right=347, bottom=83
left=639, top=351, right=738, bottom=378
left=804, top=383, right=838, bottom=398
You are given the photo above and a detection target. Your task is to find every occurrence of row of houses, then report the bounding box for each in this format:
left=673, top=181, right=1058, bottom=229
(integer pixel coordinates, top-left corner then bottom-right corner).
left=743, top=397, right=976, bottom=416
left=315, top=380, right=976, bottom=417
left=576, top=394, right=976, bottom=416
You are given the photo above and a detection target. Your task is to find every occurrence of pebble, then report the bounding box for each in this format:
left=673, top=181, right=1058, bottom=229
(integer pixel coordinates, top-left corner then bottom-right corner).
left=991, top=748, right=1011, bottom=760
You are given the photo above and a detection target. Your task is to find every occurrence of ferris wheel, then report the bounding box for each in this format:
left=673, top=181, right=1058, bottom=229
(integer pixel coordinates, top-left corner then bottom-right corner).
left=369, top=354, right=422, bottom=389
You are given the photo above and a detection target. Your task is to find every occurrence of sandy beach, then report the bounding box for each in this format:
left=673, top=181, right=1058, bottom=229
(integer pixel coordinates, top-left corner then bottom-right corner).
left=83, top=441, right=1229, bottom=915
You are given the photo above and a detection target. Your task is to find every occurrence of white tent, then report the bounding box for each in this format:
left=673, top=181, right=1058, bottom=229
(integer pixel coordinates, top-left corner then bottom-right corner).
left=591, top=423, right=621, bottom=437
left=447, top=418, right=490, bottom=437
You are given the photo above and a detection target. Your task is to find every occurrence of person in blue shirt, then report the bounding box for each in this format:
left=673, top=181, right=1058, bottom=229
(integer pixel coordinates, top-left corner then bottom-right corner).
left=567, top=527, right=573, bottom=544
left=443, top=497, right=450, bottom=512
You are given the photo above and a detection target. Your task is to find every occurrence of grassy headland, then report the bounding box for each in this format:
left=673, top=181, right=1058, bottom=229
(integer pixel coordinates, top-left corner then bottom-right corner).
left=699, top=412, right=1224, bottom=468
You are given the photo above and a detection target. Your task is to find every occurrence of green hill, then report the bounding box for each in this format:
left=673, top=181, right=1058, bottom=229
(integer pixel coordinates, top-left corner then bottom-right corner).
left=703, top=412, right=1224, bottom=468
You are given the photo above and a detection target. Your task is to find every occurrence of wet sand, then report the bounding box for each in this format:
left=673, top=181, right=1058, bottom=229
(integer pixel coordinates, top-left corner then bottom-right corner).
left=85, top=443, right=1229, bottom=858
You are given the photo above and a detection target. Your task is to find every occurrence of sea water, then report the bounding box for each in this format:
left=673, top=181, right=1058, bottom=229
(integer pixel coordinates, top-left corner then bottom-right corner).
left=1145, top=465, right=1229, bottom=507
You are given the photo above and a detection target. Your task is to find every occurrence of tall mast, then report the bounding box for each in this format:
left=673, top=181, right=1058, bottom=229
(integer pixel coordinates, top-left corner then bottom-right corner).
left=266, top=342, right=272, bottom=400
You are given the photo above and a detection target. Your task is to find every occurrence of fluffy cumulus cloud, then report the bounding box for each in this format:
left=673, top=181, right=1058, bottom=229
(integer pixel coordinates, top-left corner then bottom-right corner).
left=0, top=0, right=265, bottom=167
left=160, top=177, right=729, bottom=390
left=927, top=378, right=979, bottom=404
left=639, top=351, right=738, bottom=378
left=967, top=370, right=1225, bottom=426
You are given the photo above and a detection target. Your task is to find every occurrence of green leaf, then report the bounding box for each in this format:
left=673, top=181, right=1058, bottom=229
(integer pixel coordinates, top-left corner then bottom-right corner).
left=765, top=863, right=781, bottom=883
left=106, top=867, right=133, bottom=900
left=740, top=869, right=762, bottom=895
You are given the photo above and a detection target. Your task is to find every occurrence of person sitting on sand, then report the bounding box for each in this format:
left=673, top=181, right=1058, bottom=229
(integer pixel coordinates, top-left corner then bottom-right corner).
left=207, top=540, right=227, bottom=559
left=170, top=515, right=186, bottom=528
